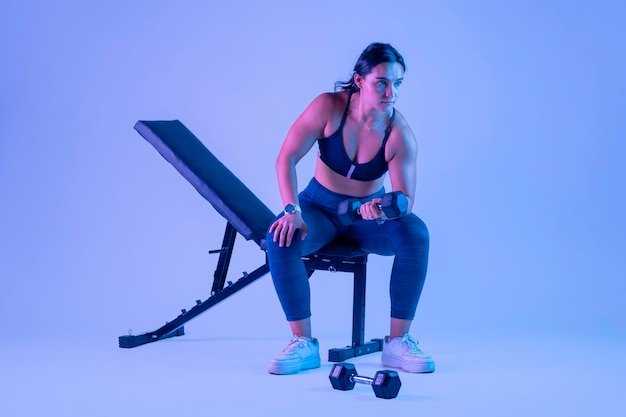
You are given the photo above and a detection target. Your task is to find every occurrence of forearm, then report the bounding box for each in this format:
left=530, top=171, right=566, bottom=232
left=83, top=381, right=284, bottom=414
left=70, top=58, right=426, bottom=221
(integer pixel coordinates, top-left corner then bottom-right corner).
left=276, top=156, right=300, bottom=206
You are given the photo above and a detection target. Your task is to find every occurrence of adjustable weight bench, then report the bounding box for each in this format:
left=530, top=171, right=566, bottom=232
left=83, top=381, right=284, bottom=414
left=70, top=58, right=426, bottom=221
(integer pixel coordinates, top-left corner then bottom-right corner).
left=118, top=120, right=383, bottom=361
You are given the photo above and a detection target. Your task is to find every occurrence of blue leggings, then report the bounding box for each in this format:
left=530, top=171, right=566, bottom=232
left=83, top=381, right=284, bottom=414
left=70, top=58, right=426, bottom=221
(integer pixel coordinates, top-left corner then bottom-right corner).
left=267, top=178, right=429, bottom=322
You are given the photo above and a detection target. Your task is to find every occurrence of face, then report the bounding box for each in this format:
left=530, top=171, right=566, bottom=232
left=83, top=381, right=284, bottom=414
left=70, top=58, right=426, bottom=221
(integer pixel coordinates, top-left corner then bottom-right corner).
left=355, top=62, right=404, bottom=112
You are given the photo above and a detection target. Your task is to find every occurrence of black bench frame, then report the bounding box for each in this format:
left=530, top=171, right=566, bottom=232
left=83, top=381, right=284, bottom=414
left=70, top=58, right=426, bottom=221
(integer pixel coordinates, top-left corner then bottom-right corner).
left=118, top=120, right=383, bottom=362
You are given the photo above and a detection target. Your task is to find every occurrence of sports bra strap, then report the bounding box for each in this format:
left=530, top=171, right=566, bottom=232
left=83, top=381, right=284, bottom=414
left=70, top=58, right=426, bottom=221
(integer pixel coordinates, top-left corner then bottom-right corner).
left=381, top=108, right=396, bottom=146
left=338, top=92, right=353, bottom=129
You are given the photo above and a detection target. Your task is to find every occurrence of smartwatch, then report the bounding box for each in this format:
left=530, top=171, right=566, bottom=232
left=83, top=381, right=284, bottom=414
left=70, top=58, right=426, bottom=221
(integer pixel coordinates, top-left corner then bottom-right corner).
left=284, top=203, right=302, bottom=215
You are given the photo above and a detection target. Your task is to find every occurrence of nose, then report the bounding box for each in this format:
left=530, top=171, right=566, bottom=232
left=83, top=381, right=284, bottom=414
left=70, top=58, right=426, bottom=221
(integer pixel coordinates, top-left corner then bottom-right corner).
left=385, top=84, right=395, bottom=99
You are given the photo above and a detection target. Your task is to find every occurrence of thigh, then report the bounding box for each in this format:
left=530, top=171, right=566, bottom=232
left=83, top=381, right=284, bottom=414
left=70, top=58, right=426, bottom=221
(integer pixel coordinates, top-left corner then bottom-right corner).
left=299, top=199, right=341, bottom=255
left=345, top=214, right=429, bottom=255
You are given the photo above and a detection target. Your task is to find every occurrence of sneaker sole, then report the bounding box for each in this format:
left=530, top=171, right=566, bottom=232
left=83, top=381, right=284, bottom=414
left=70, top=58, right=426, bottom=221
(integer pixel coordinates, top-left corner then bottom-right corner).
left=382, top=355, right=435, bottom=373
left=268, top=356, right=321, bottom=375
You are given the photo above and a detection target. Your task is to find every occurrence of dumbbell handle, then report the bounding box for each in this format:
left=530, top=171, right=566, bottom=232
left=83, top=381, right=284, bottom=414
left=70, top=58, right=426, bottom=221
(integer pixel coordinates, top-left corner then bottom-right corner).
left=351, top=375, right=375, bottom=386
left=355, top=205, right=386, bottom=224
left=337, top=191, right=407, bottom=226
left=355, top=204, right=383, bottom=215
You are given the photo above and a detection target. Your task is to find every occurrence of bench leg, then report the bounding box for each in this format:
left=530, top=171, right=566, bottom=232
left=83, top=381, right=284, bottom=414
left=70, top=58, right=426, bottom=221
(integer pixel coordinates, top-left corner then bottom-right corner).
left=328, top=263, right=383, bottom=362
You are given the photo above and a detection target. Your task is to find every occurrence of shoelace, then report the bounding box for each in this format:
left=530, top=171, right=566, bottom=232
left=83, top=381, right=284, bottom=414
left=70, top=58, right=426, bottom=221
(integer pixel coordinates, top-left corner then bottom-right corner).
left=282, top=336, right=307, bottom=356
left=400, top=334, right=424, bottom=354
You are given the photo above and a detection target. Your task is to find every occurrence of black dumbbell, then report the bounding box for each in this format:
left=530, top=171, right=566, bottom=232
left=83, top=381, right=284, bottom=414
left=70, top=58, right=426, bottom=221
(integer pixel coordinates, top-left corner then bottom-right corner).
left=329, top=363, right=401, bottom=399
left=337, top=191, right=409, bottom=225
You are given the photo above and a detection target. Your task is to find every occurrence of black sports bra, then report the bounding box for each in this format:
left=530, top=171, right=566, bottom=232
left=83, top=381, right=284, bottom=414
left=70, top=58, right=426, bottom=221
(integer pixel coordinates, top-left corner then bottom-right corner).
left=317, top=93, right=395, bottom=181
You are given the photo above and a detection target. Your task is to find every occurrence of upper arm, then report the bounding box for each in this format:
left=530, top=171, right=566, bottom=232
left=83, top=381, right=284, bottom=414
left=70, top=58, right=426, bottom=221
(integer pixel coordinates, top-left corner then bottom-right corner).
left=386, top=118, right=418, bottom=212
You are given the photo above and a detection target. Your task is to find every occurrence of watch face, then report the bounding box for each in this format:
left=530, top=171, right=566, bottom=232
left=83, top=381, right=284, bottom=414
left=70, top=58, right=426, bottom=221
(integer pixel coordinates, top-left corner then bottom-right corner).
left=285, top=204, right=300, bottom=214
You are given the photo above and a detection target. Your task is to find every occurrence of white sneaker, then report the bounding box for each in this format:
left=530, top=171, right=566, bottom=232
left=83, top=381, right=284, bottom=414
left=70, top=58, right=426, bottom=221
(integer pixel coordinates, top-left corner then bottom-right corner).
left=382, top=333, right=435, bottom=373
left=268, top=336, right=321, bottom=375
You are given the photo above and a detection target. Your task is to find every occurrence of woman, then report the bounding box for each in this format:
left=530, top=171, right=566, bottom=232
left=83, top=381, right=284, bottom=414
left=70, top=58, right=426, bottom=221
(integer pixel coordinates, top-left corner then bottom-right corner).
left=266, top=43, right=433, bottom=375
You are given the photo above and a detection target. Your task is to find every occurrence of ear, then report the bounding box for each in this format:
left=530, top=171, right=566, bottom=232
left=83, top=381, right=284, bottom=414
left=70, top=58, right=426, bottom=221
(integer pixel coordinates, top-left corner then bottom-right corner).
left=353, top=73, right=363, bottom=89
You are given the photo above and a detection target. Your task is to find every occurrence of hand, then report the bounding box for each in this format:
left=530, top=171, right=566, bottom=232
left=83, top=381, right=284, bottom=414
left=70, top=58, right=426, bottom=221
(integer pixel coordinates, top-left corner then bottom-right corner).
left=269, top=213, right=308, bottom=247
left=358, top=198, right=384, bottom=221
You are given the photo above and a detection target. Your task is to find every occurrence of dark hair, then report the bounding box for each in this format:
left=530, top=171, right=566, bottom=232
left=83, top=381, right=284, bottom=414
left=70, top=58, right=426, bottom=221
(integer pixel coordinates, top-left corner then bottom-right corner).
left=335, top=42, right=406, bottom=92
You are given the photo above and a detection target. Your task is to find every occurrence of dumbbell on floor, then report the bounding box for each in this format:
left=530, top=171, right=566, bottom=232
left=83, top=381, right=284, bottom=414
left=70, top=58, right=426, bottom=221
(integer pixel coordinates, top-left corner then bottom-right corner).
left=337, top=191, right=409, bottom=225
left=329, top=363, right=402, bottom=399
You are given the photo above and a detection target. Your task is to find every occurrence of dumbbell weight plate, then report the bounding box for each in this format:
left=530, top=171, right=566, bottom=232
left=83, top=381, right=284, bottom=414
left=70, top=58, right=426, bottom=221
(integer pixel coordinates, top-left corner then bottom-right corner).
left=380, top=191, right=409, bottom=219
left=329, top=363, right=357, bottom=391
left=371, top=370, right=402, bottom=399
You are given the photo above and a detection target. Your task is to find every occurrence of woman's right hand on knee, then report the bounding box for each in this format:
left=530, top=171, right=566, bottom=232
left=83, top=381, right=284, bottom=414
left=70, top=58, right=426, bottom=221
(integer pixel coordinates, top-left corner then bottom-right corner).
left=270, top=214, right=308, bottom=247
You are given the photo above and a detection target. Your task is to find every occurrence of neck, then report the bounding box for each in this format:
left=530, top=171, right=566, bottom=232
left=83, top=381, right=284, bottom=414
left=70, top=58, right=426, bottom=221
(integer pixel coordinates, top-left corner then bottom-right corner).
left=354, top=92, right=391, bottom=131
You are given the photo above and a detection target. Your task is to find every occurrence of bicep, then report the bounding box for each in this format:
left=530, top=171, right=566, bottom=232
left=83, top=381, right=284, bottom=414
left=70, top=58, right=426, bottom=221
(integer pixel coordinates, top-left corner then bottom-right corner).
left=387, top=131, right=418, bottom=211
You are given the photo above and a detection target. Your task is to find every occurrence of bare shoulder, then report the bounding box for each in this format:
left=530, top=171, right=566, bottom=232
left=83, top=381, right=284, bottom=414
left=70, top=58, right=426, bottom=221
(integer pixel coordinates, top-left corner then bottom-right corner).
left=307, top=91, right=349, bottom=115
left=301, top=91, right=350, bottom=134
left=287, top=91, right=347, bottom=140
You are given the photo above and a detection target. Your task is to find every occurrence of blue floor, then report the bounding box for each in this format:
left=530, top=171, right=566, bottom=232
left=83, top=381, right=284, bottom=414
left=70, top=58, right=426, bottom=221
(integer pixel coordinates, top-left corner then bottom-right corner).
left=2, top=327, right=623, bottom=417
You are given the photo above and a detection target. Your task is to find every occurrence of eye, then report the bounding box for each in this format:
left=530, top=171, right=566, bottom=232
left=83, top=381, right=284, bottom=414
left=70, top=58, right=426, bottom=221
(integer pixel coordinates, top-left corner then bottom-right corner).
left=394, top=81, right=402, bottom=88
left=377, top=80, right=387, bottom=88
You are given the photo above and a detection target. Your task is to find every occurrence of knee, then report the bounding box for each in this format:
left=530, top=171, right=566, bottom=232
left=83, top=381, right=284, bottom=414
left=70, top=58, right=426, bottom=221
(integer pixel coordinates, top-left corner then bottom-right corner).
left=398, top=214, right=429, bottom=245
left=266, top=227, right=305, bottom=257
left=384, top=215, right=429, bottom=259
